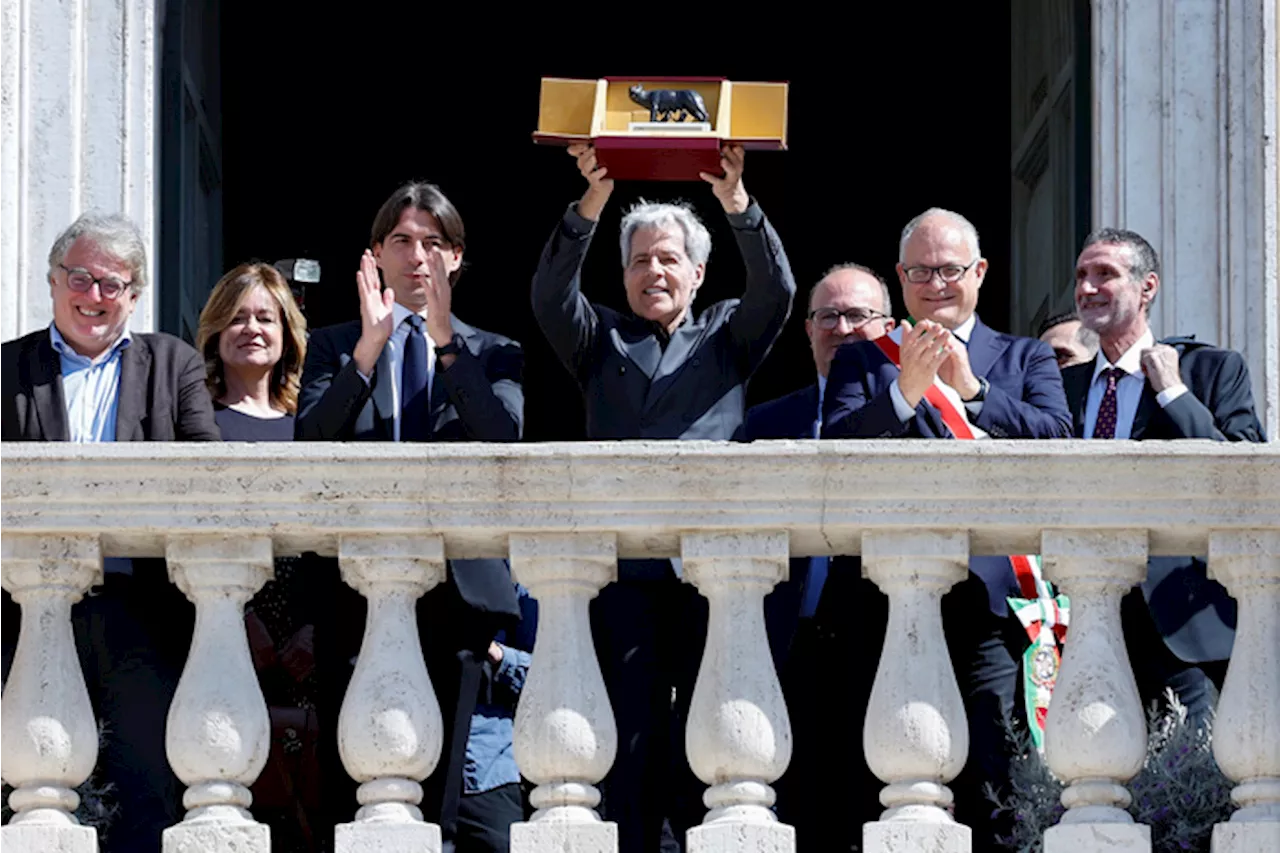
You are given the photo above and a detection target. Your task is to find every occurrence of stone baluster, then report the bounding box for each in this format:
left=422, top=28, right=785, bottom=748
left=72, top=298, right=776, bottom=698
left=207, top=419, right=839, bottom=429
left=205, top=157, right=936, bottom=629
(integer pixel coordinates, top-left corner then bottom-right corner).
left=1207, top=531, right=1280, bottom=853
left=860, top=530, right=971, bottom=853
left=681, top=530, right=794, bottom=852
left=162, top=534, right=274, bottom=853
left=335, top=534, right=445, bottom=853
left=1040, top=529, right=1151, bottom=853
left=0, top=534, right=103, bottom=853
left=508, top=532, right=618, bottom=853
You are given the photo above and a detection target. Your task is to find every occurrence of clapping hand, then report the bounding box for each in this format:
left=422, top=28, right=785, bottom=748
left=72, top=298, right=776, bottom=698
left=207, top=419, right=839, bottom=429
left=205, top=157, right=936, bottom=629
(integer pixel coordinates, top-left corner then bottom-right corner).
left=699, top=145, right=749, bottom=215
left=352, top=249, right=395, bottom=376
left=896, top=320, right=953, bottom=408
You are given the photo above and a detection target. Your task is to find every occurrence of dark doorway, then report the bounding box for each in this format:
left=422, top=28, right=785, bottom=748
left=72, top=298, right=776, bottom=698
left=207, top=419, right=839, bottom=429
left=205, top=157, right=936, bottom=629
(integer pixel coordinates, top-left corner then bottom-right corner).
left=221, top=7, right=1012, bottom=441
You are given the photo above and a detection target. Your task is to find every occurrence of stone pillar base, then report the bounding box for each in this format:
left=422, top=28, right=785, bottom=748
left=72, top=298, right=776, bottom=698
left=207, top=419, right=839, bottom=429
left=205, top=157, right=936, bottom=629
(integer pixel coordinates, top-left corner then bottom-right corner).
left=1045, top=823, right=1151, bottom=852
left=1212, top=822, right=1280, bottom=852
left=686, top=820, right=795, bottom=853
left=863, top=820, right=970, bottom=853
left=510, top=819, right=618, bottom=853
left=1, top=824, right=98, bottom=853
left=334, top=821, right=441, bottom=853
left=163, top=821, right=270, bottom=853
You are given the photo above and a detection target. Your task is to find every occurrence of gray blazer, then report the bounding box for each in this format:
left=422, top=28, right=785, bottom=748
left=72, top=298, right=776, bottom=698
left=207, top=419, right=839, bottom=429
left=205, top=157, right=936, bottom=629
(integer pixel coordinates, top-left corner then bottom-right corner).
left=531, top=200, right=796, bottom=439
left=2, top=327, right=219, bottom=441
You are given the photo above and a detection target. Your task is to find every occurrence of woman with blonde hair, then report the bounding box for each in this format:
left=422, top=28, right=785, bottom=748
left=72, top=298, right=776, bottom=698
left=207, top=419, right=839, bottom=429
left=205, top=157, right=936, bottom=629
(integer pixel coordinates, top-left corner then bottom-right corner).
left=196, top=262, right=306, bottom=440
left=197, top=262, right=323, bottom=850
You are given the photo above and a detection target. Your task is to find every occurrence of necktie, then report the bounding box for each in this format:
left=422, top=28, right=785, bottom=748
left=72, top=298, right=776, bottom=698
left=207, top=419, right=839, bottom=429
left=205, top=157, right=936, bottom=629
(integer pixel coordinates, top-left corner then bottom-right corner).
left=400, top=315, right=430, bottom=442
left=1092, top=367, right=1126, bottom=439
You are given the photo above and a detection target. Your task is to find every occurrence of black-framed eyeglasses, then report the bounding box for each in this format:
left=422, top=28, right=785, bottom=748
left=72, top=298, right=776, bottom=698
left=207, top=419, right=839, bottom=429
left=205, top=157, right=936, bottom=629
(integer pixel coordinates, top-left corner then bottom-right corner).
left=904, top=259, right=979, bottom=284
left=807, top=307, right=891, bottom=331
left=58, top=264, right=132, bottom=299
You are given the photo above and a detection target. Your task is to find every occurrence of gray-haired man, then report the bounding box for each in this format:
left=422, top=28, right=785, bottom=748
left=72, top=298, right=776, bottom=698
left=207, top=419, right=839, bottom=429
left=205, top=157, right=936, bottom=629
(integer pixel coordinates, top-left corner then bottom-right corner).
left=2, top=212, right=218, bottom=851
left=531, top=143, right=796, bottom=853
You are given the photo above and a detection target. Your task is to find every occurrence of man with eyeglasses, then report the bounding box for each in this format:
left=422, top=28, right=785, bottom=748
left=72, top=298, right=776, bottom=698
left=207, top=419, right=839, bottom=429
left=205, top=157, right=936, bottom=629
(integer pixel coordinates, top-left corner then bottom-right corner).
left=2, top=212, right=219, bottom=851
left=816, top=208, right=1071, bottom=850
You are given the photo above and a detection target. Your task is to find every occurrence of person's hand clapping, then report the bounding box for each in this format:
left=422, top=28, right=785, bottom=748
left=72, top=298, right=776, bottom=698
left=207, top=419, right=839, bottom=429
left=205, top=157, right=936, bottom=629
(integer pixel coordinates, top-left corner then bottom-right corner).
left=352, top=249, right=395, bottom=376
left=699, top=145, right=749, bottom=215
left=569, top=143, right=614, bottom=223
left=896, top=320, right=953, bottom=408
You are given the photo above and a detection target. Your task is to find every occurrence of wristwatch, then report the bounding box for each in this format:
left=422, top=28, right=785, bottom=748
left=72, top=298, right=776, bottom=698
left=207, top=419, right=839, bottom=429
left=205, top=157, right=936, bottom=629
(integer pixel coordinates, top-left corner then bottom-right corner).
left=968, top=376, right=990, bottom=403
left=436, top=334, right=465, bottom=358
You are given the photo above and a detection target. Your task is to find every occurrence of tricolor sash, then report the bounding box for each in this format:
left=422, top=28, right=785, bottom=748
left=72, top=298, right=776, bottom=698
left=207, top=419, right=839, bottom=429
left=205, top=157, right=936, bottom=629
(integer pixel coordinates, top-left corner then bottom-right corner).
left=870, top=324, right=1069, bottom=750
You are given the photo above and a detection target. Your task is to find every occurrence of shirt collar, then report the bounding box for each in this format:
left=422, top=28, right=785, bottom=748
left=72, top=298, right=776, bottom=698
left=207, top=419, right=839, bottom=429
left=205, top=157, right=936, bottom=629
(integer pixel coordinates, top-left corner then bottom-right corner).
left=951, top=313, right=977, bottom=344
left=1091, top=328, right=1154, bottom=383
left=392, top=301, right=429, bottom=327
left=49, top=322, right=132, bottom=364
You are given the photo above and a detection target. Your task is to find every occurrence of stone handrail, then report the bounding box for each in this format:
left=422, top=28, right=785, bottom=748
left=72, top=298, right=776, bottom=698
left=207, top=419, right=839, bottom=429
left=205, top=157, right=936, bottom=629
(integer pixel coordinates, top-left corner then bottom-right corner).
left=2, top=440, right=1278, bottom=853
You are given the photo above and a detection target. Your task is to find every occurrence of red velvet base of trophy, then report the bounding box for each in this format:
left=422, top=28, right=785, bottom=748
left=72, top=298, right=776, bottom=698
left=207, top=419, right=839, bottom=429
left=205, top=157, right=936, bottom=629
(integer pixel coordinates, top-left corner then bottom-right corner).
left=533, top=77, right=788, bottom=182
left=592, top=136, right=723, bottom=182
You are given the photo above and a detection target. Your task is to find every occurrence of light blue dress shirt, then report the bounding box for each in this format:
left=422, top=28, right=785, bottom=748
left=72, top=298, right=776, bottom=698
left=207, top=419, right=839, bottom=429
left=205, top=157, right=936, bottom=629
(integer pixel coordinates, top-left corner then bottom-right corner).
left=355, top=303, right=436, bottom=442
left=1082, top=329, right=1187, bottom=439
left=49, top=323, right=132, bottom=443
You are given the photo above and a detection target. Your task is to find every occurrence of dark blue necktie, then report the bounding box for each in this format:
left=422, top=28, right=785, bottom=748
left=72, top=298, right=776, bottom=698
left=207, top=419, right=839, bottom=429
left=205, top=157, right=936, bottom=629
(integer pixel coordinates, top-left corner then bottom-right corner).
left=400, top=315, right=430, bottom=442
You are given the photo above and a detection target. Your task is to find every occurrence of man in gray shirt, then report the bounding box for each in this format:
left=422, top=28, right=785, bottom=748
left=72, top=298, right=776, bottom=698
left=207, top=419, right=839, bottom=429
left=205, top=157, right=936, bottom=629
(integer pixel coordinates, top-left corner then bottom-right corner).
left=531, top=143, right=796, bottom=852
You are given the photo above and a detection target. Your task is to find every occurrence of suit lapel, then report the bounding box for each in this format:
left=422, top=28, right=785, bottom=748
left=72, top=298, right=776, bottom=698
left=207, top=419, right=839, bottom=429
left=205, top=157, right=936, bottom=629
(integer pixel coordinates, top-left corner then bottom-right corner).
left=115, top=338, right=151, bottom=441
left=370, top=335, right=397, bottom=426
left=1062, top=363, right=1093, bottom=437
left=1130, top=382, right=1160, bottom=439
left=965, top=317, right=1008, bottom=378
left=27, top=332, right=69, bottom=440
left=616, top=329, right=662, bottom=380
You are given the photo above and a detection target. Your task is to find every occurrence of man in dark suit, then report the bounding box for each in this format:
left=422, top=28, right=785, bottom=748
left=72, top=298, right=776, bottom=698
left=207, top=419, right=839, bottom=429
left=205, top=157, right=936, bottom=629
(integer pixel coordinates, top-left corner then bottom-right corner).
left=743, top=262, right=896, bottom=665
left=1065, top=227, right=1265, bottom=717
left=297, top=181, right=523, bottom=852
left=816, top=208, right=1071, bottom=850
left=2, top=212, right=218, bottom=851
left=531, top=143, right=795, bottom=853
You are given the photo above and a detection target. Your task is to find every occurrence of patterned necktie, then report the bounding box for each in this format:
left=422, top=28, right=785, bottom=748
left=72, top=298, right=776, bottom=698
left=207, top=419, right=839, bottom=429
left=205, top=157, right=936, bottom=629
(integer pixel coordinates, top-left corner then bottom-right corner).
left=1092, top=367, right=1126, bottom=439
left=400, top=314, right=430, bottom=442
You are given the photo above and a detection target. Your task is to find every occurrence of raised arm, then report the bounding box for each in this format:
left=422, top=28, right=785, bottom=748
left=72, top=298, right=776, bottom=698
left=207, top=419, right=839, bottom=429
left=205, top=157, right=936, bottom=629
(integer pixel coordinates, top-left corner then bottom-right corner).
left=530, top=144, right=609, bottom=381
left=705, top=146, right=795, bottom=375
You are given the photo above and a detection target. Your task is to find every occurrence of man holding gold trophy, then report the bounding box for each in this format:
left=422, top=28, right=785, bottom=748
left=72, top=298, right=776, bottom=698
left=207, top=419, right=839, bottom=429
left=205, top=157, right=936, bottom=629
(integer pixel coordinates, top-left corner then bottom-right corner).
left=531, top=137, right=797, bottom=852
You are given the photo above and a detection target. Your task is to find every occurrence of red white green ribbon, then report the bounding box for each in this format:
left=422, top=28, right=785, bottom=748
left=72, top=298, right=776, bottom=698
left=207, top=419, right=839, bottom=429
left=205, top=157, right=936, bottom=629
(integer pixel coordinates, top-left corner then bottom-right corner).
left=870, top=328, right=1069, bottom=750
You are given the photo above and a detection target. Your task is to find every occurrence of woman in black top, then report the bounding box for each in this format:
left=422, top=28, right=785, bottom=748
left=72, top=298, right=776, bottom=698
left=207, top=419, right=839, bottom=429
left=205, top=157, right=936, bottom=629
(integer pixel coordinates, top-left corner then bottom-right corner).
left=196, top=263, right=323, bottom=851
left=196, top=262, right=306, bottom=441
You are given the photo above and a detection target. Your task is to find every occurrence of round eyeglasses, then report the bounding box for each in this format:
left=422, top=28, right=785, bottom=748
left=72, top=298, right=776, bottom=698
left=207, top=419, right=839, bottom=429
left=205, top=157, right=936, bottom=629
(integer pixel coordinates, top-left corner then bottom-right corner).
left=59, top=264, right=132, bottom=299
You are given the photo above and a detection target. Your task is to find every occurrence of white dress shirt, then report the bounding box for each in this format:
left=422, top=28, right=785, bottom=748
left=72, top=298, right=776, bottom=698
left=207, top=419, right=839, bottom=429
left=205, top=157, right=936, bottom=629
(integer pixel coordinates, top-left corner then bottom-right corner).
left=889, top=313, right=984, bottom=421
left=357, top=302, right=436, bottom=442
left=1082, top=328, right=1187, bottom=439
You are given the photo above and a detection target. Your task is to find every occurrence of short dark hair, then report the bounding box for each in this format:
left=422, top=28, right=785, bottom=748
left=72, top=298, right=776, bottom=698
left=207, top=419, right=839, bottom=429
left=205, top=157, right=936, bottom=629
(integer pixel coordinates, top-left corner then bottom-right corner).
left=370, top=181, right=467, bottom=284
left=1037, top=311, right=1080, bottom=339
left=1081, top=227, right=1160, bottom=281
left=810, top=263, right=892, bottom=315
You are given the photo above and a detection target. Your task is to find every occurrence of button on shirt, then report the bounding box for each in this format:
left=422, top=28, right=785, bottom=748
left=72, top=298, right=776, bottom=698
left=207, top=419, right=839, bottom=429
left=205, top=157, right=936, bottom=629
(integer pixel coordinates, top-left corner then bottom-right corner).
left=888, top=313, right=984, bottom=421
left=50, top=323, right=131, bottom=443
left=1083, top=329, right=1188, bottom=439
left=356, top=303, right=436, bottom=442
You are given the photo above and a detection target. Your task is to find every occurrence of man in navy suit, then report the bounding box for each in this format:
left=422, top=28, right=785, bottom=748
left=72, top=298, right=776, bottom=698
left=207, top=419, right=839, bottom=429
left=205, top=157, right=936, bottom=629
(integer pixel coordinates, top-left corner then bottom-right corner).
left=1064, top=227, right=1265, bottom=717
left=297, top=182, right=522, bottom=852
left=743, top=262, right=895, bottom=663
left=815, top=208, right=1071, bottom=850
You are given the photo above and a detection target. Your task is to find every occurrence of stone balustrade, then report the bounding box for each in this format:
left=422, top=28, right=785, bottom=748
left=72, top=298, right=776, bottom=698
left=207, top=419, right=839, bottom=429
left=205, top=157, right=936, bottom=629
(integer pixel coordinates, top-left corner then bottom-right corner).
left=2, top=440, right=1278, bottom=853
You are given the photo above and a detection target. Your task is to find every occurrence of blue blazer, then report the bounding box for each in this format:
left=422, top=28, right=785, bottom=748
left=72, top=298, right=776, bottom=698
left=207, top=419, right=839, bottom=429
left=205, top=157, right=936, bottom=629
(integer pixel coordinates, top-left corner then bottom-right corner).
left=822, top=315, right=1071, bottom=440
left=820, top=316, right=1072, bottom=615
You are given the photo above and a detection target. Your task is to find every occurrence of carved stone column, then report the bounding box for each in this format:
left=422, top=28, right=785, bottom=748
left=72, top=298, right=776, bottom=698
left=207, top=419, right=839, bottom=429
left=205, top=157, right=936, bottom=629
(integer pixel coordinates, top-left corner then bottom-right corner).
left=508, top=533, right=618, bottom=853
left=1208, top=530, right=1280, bottom=853
left=860, top=530, right=971, bottom=853
left=681, top=530, right=794, bottom=853
left=335, top=534, right=445, bottom=853
left=1041, top=529, right=1151, bottom=853
left=162, top=534, right=273, bottom=853
left=0, top=534, right=103, bottom=853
